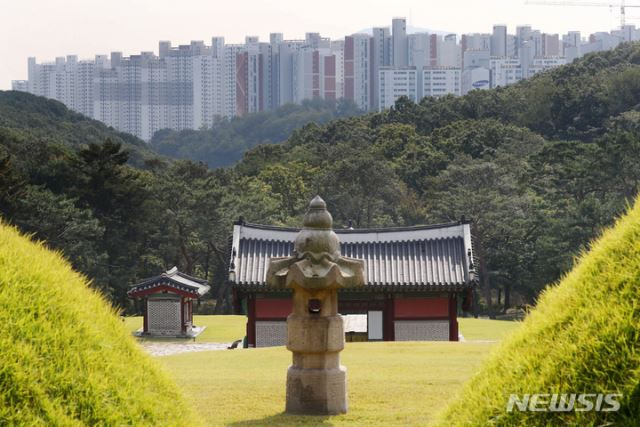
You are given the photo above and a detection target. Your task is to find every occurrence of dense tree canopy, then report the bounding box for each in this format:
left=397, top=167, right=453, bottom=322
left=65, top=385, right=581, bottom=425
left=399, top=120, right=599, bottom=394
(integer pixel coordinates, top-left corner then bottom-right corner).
left=3, top=42, right=640, bottom=313
left=150, top=98, right=363, bottom=168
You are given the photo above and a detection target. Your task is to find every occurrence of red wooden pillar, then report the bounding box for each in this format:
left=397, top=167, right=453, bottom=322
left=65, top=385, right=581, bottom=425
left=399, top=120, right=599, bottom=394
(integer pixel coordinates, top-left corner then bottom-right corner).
left=143, top=299, right=148, bottom=333
left=247, top=295, right=256, bottom=347
left=383, top=293, right=395, bottom=341
left=449, top=292, right=459, bottom=341
left=189, top=300, right=193, bottom=322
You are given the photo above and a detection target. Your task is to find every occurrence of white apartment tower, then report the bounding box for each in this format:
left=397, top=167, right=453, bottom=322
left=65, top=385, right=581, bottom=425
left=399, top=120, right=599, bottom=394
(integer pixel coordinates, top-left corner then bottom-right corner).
left=423, top=68, right=461, bottom=98
left=223, top=44, right=242, bottom=118
left=542, top=34, right=560, bottom=57
left=438, top=34, right=461, bottom=68
left=11, top=80, right=28, bottom=91
left=408, top=33, right=431, bottom=104
left=331, top=40, right=345, bottom=100
left=277, top=40, right=303, bottom=106
left=392, top=18, right=408, bottom=67
left=269, top=33, right=284, bottom=108
left=490, top=58, right=522, bottom=87
left=372, top=27, right=392, bottom=110
left=378, top=67, right=417, bottom=111
left=563, top=31, right=582, bottom=61
left=492, top=25, right=507, bottom=57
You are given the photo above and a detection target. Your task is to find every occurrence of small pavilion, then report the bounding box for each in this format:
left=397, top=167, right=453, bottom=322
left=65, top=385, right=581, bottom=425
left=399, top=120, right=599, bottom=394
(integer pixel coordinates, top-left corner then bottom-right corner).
left=128, top=267, right=210, bottom=337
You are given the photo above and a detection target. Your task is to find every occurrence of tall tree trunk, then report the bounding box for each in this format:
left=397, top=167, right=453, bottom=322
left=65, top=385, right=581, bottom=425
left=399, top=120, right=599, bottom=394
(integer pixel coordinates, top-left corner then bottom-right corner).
left=504, top=283, right=511, bottom=313
left=478, top=251, right=491, bottom=316
left=213, top=281, right=232, bottom=314
left=208, top=241, right=232, bottom=314
left=203, top=245, right=211, bottom=280
left=179, top=240, right=194, bottom=275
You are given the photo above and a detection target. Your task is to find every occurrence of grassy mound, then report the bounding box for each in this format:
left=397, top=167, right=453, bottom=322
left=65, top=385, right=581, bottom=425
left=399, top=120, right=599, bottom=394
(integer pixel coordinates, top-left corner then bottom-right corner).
left=0, top=223, right=199, bottom=425
left=438, top=199, right=640, bottom=426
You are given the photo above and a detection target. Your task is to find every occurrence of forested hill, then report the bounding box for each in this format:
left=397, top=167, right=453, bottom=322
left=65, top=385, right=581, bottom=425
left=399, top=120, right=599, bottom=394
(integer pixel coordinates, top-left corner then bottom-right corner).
left=2, top=42, right=640, bottom=313
left=226, top=41, right=640, bottom=310
left=0, top=91, right=155, bottom=165
left=149, top=98, right=364, bottom=167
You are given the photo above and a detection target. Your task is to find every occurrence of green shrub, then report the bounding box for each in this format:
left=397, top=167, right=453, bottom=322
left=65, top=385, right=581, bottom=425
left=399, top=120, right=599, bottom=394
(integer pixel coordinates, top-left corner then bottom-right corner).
left=0, top=223, right=200, bottom=425
left=438, top=198, right=640, bottom=426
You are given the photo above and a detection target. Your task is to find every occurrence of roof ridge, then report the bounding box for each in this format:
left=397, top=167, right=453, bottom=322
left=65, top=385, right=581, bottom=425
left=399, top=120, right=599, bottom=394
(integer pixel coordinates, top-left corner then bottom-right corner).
left=237, top=221, right=468, bottom=233
left=175, top=270, right=208, bottom=284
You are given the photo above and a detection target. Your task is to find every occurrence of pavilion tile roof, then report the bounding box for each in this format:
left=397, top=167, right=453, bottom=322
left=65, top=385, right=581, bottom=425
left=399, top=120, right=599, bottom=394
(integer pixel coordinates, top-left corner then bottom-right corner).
left=128, top=267, right=210, bottom=298
left=229, top=221, right=477, bottom=291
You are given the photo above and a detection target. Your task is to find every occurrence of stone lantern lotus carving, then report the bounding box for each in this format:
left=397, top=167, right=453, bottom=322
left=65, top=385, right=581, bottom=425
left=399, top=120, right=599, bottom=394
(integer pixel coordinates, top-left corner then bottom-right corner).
left=266, top=195, right=365, bottom=415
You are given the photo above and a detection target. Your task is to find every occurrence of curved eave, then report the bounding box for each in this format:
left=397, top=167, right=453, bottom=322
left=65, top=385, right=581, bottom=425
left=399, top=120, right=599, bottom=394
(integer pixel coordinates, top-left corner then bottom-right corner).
left=231, top=280, right=478, bottom=293
left=127, top=280, right=209, bottom=299
left=132, top=274, right=208, bottom=289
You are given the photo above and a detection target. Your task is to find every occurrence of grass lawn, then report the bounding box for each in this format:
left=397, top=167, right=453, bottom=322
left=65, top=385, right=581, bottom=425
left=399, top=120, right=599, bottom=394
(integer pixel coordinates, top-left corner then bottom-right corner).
left=458, top=317, right=521, bottom=341
left=123, top=315, right=247, bottom=343
left=124, top=315, right=520, bottom=343
left=153, top=317, right=521, bottom=426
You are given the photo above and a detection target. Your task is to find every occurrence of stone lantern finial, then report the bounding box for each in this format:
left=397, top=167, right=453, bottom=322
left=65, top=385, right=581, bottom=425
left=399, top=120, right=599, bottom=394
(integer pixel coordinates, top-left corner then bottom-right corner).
left=303, top=195, right=332, bottom=229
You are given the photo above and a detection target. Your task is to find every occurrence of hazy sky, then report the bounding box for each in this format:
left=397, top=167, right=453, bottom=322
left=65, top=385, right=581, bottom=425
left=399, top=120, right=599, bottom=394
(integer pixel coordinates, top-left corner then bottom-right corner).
left=0, top=0, right=631, bottom=89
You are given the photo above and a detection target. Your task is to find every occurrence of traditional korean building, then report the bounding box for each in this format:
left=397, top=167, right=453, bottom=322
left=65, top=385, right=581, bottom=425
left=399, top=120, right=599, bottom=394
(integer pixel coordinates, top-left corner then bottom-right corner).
left=128, top=267, right=210, bottom=337
left=229, top=220, right=477, bottom=347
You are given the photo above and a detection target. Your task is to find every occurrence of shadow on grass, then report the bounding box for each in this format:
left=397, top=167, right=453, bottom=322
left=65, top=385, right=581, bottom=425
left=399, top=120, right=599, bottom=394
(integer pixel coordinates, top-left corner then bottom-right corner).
left=227, top=412, right=333, bottom=426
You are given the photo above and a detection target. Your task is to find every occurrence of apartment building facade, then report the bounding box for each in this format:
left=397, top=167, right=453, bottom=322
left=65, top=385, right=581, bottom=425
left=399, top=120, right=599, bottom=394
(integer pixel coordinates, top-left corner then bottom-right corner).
left=13, top=19, right=638, bottom=140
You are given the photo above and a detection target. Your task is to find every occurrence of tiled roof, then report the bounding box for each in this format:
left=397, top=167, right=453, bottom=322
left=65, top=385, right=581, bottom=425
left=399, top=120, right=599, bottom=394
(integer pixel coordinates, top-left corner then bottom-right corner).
left=128, top=267, right=210, bottom=297
left=229, top=222, right=477, bottom=291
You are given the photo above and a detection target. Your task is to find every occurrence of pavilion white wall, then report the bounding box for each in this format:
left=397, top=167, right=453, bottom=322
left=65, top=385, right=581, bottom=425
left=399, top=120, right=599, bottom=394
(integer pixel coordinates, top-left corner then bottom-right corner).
left=393, top=320, right=449, bottom=341
left=147, top=299, right=181, bottom=335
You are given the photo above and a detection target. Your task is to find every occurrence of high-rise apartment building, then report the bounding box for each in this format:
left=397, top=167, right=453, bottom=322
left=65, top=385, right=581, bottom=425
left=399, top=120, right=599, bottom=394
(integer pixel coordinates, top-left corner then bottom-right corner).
left=276, top=40, right=303, bottom=106
left=13, top=19, right=633, bottom=139
left=11, top=80, right=28, bottom=91
left=331, top=40, right=345, bottom=100
left=423, top=68, right=461, bottom=98
left=463, top=33, right=491, bottom=52
left=268, top=33, right=283, bottom=110
left=236, top=37, right=263, bottom=116
left=516, top=25, right=532, bottom=53
left=563, top=31, right=582, bottom=61
left=293, top=47, right=336, bottom=102
left=392, top=18, right=408, bottom=67
left=344, top=34, right=371, bottom=111
left=372, top=27, right=392, bottom=110
left=408, top=33, right=431, bottom=69
left=378, top=66, right=417, bottom=111
left=462, top=67, right=490, bottom=95
left=490, top=57, right=523, bottom=87
left=542, top=33, right=560, bottom=56
left=491, top=25, right=507, bottom=57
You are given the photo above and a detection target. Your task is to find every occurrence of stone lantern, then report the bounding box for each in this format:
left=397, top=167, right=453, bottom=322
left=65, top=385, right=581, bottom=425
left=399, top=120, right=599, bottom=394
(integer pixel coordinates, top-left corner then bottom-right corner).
left=266, top=196, right=365, bottom=415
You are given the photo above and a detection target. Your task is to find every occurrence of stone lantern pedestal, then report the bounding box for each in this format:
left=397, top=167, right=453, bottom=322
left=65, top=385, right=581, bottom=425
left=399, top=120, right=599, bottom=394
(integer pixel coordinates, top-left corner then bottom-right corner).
left=266, top=196, right=364, bottom=415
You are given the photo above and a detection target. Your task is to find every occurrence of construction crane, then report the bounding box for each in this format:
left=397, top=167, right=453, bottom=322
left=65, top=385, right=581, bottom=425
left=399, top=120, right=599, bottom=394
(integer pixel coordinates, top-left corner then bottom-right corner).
left=526, top=1, right=640, bottom=28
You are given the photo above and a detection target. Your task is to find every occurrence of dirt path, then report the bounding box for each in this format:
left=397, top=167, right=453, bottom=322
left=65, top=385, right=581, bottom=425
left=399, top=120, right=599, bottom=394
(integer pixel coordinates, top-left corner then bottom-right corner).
left=141, top=342, right=231, bottom=356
